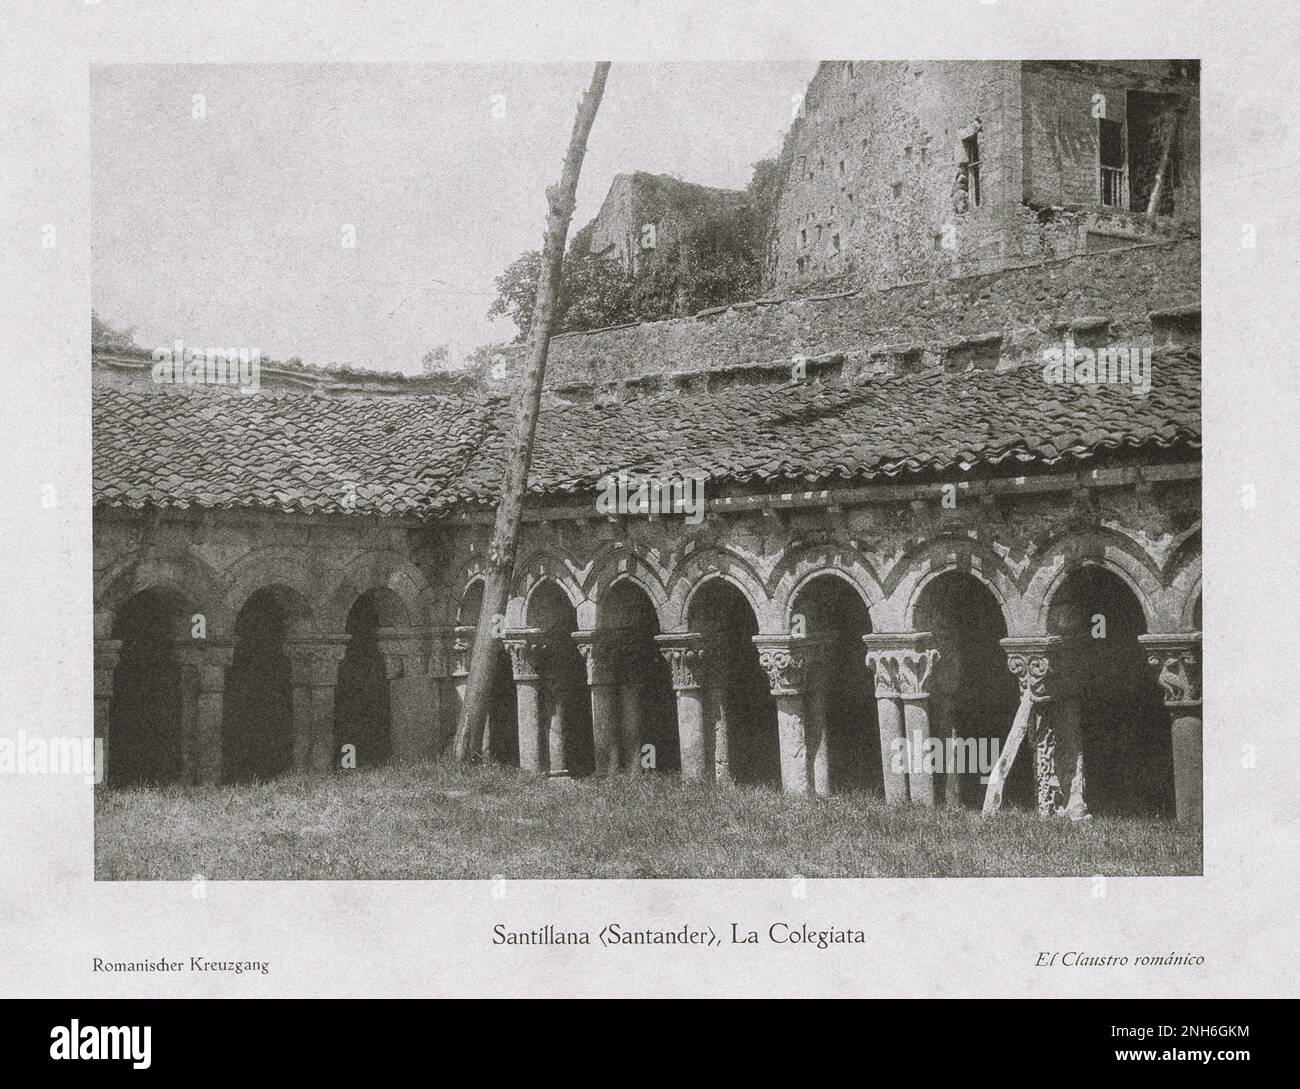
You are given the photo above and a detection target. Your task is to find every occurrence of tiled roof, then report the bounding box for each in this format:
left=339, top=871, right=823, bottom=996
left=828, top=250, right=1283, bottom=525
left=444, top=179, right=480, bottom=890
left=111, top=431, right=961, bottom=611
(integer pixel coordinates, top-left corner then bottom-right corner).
left=93, top=349, right=1201, bottom=517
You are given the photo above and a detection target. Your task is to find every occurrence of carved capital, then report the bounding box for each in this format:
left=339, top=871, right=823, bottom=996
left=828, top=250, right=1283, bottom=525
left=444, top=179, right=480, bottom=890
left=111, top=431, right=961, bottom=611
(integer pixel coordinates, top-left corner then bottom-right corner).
left=375, top=626, right=429, bottom=682
left=1138, top=632, right=1202, bottom=709
left=999, top=636, right=1062, bottom=701
left=863, top=632, right=940, bottom=699
left=447, top=624, right=477, bottom=678
left=752, top=634, right=835, bottom=696
left=284, top=635, right=351, bottom=687
left=572, top=629, right=627, bottom=686
left=173, top=641, right=236, bottom=693
left=502, top=628, right=549, bottom=682
left=654, top=633, right=709, bottom=692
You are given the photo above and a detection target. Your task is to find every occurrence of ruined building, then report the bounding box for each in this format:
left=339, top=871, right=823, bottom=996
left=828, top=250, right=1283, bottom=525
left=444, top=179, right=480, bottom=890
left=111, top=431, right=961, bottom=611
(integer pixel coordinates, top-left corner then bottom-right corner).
left=92, top=61, right=1202, bottom=825
left=770, top=60, right=1199, bottom=289
left=584, top=171, right=748, bottom=277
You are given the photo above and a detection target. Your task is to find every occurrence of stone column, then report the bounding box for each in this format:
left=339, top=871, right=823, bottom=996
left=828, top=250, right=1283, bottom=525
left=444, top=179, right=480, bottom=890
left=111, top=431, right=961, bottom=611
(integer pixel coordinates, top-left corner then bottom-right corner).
left=655, top=633, right=712, bottom=782
left=864, top=633, right=940, bottom=806
left=376, top=627, right=434, bottom=765
left=441, top=625, right=475, bottom=758
left=503, top=628, right=548, bottom=774
left=807, top=633, right=837, bottom=798
left=753, top=634, right=833, bottom=796
left=543, top=665, right=570, bottom=781
left=929, top=643, right=965, bottom=808
left=1139, top=632, right=1203, bottom=824
left=998, top=635, right=1086, bottom=819
left=92, top=639, right=122, bottom=788
left=618, top=641, right=649, bottom=776
left=705, top=642, right=733, bottom=786
left=574, top=630, right=624, bottom=777
left=174, top=641, right=235, bottom=785
left=284, top=635, right=350, bottom=774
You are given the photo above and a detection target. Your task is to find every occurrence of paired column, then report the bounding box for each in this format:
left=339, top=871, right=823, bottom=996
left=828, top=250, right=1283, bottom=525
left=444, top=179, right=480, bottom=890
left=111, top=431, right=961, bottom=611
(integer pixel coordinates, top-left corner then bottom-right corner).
left=1138, top=632, right=1203, bottom=824
left=753, top=633, right=835, bottom=796
left=441, top=624, right=476, bottom=758
left=284, top=635, right=350, bottom=773
left=863, top=633, right=940, bottom=806
left=92, top=639, right=122, bottom=788
left=376, top=627, right=436, bottom=764
left=503, top=628, right=549, bottom=774
left=173, top=640, right=235, bottom=784
left=655, top=634, right=713, bottom=782
left=573, top=631, right=625, bottom=776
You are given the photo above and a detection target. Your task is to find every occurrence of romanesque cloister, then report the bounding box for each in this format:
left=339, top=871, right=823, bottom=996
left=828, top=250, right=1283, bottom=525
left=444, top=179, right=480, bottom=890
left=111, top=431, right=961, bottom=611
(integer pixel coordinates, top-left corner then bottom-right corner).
left=93, top=463, right=1201, bottom=822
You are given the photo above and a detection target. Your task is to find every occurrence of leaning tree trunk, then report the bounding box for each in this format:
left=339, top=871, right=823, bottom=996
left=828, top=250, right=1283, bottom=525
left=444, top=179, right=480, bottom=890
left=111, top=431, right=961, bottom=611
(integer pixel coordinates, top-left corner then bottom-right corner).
left=454, top=62, right=611, bottom=761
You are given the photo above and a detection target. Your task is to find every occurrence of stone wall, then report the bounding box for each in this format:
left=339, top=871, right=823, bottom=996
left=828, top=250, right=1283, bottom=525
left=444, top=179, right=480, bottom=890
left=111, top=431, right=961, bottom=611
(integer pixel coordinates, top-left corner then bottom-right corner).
left=500, top=237, right=1199, bottom=395
left=769, top=60, right=1024, bottom=290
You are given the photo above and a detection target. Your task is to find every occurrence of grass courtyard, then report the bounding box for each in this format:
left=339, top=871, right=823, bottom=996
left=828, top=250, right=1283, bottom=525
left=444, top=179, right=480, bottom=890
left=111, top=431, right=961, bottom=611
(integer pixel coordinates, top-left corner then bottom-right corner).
left=94, top=761, right=1202, bottom=880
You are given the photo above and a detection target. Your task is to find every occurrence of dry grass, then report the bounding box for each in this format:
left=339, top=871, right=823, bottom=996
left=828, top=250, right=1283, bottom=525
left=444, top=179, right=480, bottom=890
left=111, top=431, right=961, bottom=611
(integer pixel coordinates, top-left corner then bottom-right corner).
left=95, top=761, right=1201, bottom=881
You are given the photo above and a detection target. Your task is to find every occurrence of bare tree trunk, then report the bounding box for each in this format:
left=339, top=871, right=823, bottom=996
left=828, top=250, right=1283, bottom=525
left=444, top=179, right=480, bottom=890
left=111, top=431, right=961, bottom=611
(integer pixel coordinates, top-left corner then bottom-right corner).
left=454, top=63, right=611, bottom=761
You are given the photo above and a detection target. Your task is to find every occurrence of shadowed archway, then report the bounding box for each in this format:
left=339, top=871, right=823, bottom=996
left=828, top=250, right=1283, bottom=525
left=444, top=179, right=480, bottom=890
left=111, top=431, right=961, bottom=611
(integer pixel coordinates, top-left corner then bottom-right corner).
left=223, top=586, right=309, bottom=782
left=688, top=580, right=777, bottom=789
left=914, top=571, right=1021, bottom=808
left=1048, top=566, right=1172, bottom=817
left=596, top=580, right=678, bottom=773
left=527, top=582, right=591, bottom=777
left=108, top=588, right=190, bottom=786
left=789, top=573, right=878, bottom=795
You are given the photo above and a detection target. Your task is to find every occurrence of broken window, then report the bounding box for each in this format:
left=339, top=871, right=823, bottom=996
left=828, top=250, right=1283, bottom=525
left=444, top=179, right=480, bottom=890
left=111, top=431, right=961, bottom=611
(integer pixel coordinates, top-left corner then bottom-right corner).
left=1099, top=117, right=1125, bottom=207
left=959, top=134, right=981, bottom=207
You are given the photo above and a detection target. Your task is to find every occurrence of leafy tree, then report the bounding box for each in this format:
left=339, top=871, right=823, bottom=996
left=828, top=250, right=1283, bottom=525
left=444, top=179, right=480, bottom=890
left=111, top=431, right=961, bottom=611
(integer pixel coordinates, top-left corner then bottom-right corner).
left=488, top=241, right=634, bottom=342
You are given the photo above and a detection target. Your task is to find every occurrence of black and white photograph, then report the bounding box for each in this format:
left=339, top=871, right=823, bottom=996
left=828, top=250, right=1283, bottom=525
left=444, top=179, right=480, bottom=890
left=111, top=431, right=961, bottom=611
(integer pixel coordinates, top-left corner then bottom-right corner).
left=89, top=57, right=1202, bottom=882
left=1, top=0, right=1296, bottom=1028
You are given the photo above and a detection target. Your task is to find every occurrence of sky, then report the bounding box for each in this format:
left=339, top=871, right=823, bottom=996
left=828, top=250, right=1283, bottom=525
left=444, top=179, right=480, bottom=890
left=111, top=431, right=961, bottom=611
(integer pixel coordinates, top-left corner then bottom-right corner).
left=91, top=62, right=818, bottom=373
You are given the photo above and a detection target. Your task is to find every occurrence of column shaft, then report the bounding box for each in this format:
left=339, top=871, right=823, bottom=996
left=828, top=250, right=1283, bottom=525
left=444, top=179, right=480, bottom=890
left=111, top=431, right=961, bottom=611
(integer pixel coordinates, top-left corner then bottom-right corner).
left=902, top=697, right=936, bottom=806
left=774, top=692, right=810, bottom=795
left=619, top=683, right=643, bottom=774
left=876, top=696, right=908, bottom=803
left=590, top=684, right=621, bottom=775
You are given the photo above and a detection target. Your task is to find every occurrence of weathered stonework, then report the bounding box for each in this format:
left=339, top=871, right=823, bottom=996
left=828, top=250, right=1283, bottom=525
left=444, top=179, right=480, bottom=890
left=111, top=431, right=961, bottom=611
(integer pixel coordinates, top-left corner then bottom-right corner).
left=769, top=60, right=1198, bottom=292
